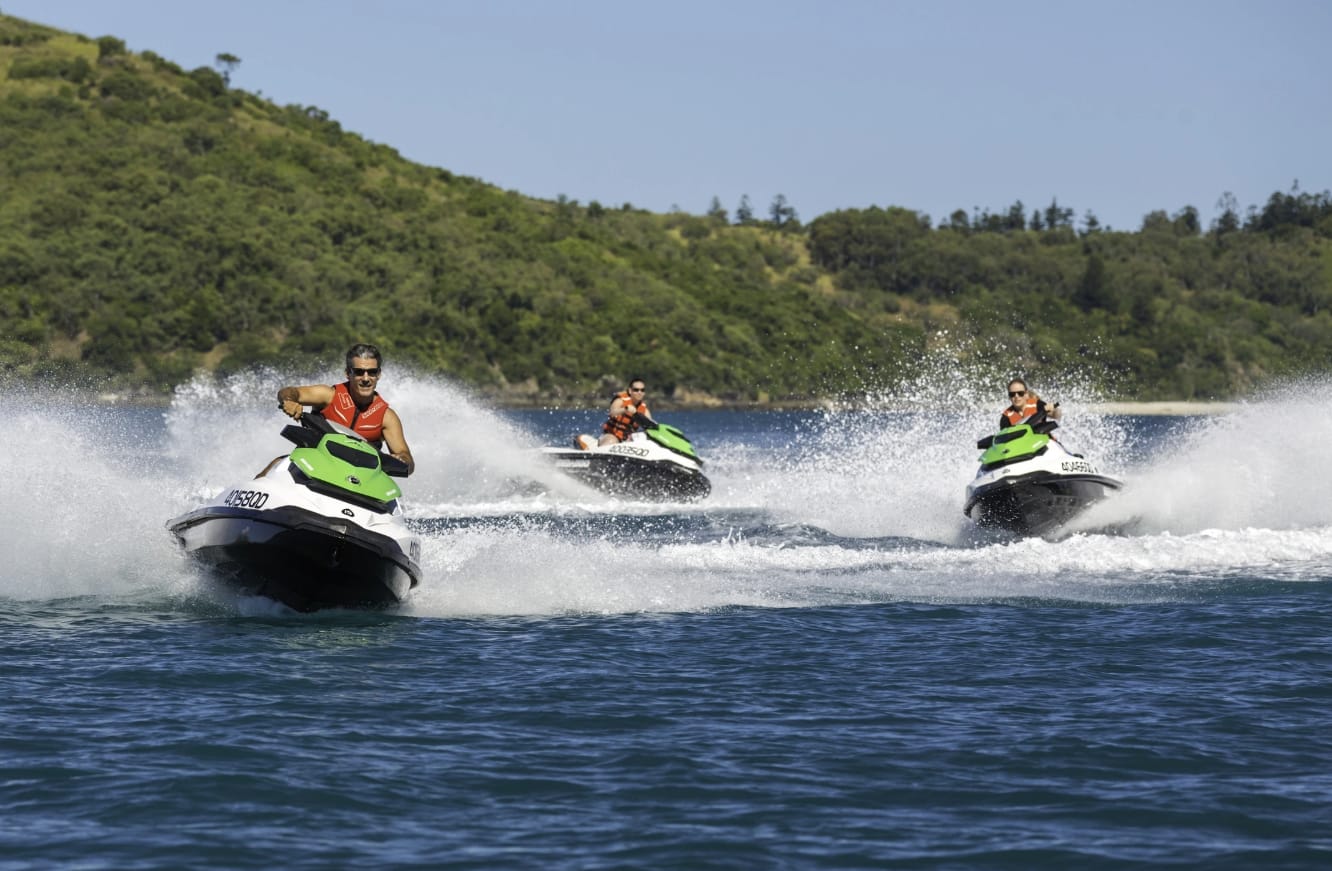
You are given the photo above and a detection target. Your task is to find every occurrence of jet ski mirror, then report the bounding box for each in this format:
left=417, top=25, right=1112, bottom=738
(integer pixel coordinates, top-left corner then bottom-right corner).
left=380, top=454, right=410, bottom=478
left=282, top=411, right=337, bottom=447
left=300, top=413, right=336, bottom=435
left=976, top=435, right=996, bottom=449
left=282, top=425, right=323, bottom=448
left=1031, top=420, right=1059, bottom=435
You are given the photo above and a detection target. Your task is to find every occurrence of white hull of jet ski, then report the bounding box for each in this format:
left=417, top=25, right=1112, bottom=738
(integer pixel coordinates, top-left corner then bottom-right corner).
left=964, top=436, right=1122, bottom=538
left=539, top=431, right=710, bottom=501
left=168, top=461, right=421, bottom=611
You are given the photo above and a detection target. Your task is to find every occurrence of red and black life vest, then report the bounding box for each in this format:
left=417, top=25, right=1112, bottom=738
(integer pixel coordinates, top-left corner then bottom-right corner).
left=321, top=382, right=390, bottom=447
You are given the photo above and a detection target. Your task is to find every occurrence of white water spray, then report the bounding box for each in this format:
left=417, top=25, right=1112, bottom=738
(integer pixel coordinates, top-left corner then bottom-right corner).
left=5, top=371, right=1332, bottom=613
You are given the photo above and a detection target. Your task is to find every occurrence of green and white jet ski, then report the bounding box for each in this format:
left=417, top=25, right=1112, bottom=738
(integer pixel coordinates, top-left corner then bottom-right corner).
left=963, top=418, right=1122, bottom=538
left=167, top=414, right=421, bottom=611
left=540, top=422, right=710, bottom=501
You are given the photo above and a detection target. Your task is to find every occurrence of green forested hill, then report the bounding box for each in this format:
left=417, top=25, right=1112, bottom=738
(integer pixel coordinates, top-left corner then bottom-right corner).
left=2, top=13, right=1331, bottom=403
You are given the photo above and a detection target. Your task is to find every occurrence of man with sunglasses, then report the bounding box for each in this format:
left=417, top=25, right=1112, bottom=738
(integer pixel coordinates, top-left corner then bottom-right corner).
left=1000, top=378, right=1061, bottom=431
left=597, top=378, right=657, bottom=446
left=276, top=343, right=415, bottom=475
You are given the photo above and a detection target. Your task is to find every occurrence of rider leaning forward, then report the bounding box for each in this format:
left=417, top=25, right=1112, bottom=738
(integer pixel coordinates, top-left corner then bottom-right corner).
left=277, top=343, right=415, bottom=475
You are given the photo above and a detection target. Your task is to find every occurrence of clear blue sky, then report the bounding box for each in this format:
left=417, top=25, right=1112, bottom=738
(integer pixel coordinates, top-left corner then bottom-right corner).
left=6, top=0, right=1328, bottom=231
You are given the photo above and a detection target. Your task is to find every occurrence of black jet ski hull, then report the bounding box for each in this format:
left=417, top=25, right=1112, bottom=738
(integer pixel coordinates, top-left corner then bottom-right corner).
left=169, top=505, right=420, bottom=612
left=963, top=473, right=1122, bottom=539
left=544, top=449, right=711, bottom=501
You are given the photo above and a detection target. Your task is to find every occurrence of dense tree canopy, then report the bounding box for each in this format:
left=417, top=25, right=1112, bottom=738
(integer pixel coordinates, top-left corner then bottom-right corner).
left=1, top=14, right=1330, bottom=403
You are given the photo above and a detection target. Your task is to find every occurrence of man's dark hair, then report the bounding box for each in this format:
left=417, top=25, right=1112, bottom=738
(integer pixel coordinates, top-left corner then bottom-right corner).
left=345, top=343, right=383, bottom=372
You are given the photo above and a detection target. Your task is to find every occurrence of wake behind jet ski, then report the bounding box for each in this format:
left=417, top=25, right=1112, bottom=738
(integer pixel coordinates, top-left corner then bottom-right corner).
left=167, top=414, right=422, bottom=611
left=539, top=423, right=710, bottom=501
left=963, top=418, right=1122, bottom=539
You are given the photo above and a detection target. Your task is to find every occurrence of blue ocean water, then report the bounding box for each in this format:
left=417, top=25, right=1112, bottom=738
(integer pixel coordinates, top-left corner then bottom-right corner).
left=4, top=375, right=1332, bottom=869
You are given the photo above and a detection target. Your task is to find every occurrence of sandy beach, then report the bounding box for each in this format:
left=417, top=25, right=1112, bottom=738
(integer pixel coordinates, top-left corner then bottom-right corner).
left=1081, top=401, right=1239, bottom=416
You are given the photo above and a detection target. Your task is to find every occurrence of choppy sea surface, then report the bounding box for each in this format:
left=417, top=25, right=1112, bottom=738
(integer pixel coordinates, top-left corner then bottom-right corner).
left=4, top=374, right=1332, bottom=869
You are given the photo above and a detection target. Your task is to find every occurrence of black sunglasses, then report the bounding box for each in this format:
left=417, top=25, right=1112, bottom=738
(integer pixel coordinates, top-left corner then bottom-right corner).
left=1008, top=390, right=1026, bottom=397
left=350, top=367, right=381, bottom=377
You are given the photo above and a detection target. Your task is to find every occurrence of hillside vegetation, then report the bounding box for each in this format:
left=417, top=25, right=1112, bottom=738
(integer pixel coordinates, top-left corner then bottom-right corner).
left=2, top=13, right=1331, bottom=404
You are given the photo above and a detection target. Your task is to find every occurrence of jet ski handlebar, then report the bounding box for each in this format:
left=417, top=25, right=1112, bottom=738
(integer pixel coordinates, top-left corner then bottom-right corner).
left=976, top=418, right=1060, bottom=448
left=280, top=412, right=410, bottom=478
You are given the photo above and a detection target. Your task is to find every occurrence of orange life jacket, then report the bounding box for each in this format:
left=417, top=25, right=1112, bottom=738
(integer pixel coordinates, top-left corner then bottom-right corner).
left=602, top=391, right=650, bottom=441
left=321, top=382, right=390, bottom=447
left=1001, top=395, right=1042, bottom=428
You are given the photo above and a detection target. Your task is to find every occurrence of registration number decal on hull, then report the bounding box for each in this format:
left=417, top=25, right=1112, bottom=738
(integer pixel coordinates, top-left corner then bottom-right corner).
left=223, top=488, right=270, bottom=509
left=1060, top=460, right=1097, bottom=474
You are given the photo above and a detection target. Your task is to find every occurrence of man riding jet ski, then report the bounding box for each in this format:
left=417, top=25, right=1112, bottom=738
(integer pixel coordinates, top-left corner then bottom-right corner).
left=168, top=346, right=421, bottom=611
left=963, top=380, right=1122, bottom=538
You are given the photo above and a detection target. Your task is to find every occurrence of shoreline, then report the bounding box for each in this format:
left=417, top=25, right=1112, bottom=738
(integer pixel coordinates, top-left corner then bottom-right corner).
left=1080, top=401, right=1238, bottom=416
left=88, top=392, right=1240, bottom=416
left=489, top=399, right=1243, bottom=415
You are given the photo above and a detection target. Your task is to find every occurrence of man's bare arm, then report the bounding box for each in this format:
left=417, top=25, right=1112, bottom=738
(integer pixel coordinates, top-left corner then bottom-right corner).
left=380, top=409, right=415, bottom=476
left=277, top=384, right=335, bottom=419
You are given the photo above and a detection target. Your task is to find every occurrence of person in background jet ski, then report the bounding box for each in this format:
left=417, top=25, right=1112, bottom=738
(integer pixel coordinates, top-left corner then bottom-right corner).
left=276, top=343, right=415, bottom=475
left=598, top=378, right=657, bottom=446
left=1001, top=378, right=1062, bottom=431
